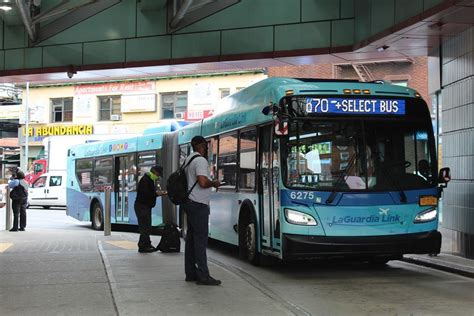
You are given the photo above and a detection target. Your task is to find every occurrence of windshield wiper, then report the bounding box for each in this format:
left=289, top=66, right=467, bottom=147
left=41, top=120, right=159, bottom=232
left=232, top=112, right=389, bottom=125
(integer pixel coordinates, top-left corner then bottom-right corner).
left=326, top=153, right=357, bottom=204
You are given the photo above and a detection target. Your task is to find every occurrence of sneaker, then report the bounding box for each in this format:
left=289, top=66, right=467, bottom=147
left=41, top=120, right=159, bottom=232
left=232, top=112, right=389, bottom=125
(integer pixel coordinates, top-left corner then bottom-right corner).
left=138, top=246, right=156, bottom=253
left=196, top=276, right=221, bottom=286
left=9, top=228, right=18, bottom=232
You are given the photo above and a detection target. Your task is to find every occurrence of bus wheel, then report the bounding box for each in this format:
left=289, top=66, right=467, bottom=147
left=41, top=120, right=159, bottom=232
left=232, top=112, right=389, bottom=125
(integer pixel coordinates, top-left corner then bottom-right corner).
left=240, top=218, right=259, bottom=265
left=91, top=202, right=104, bottom=231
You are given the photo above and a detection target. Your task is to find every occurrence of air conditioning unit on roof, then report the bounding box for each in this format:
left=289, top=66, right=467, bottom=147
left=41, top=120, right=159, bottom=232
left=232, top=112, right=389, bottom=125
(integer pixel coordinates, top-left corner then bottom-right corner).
left=110, top=114, right=121, bottom=121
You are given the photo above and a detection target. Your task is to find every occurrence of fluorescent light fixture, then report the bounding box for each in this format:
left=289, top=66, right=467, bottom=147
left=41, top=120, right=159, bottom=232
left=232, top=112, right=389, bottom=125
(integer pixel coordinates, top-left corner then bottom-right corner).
left=0, top=0, right=12, bottom=11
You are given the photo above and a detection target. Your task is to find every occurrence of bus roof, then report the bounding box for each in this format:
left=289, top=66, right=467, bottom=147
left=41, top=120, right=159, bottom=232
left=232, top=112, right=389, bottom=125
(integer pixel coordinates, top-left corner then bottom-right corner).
left=178, top=77, right=420, bottom=144
left=69, top=132, right=167, bottom=159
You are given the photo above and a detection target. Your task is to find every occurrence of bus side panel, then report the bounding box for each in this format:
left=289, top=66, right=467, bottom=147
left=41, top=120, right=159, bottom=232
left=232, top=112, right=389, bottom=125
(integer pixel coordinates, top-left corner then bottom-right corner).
left=209, top=192, right=258, bottom=246
left=151, top=196, right=164, bottom=226
left=66, top=188, right=93, bottom=222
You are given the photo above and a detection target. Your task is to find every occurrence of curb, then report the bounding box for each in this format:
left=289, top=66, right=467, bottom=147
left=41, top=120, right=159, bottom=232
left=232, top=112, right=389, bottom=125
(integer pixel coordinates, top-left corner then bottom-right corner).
left=402, top=256, right=474, bottom=279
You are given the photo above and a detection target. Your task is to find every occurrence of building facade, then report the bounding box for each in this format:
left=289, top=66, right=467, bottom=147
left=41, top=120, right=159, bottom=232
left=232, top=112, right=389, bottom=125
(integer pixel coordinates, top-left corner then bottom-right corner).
left=434, top=27, right=474, bottom=259
left=19, top=71, right=267, bottom=169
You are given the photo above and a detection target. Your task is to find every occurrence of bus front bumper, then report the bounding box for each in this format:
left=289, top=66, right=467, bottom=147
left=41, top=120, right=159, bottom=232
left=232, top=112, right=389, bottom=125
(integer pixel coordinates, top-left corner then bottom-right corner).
left=282, top=231, right=441, bottom=260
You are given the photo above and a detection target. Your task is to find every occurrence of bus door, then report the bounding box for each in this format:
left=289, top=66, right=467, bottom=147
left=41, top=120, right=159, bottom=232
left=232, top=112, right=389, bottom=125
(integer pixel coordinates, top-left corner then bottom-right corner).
left=258, top=125, right=281, bottom=253
left=114, top=154, right=135, bottom=223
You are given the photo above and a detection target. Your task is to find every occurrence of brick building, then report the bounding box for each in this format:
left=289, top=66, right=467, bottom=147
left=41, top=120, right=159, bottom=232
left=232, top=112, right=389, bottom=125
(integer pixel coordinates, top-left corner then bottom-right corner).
left=267, top=56, right=431, bottom=112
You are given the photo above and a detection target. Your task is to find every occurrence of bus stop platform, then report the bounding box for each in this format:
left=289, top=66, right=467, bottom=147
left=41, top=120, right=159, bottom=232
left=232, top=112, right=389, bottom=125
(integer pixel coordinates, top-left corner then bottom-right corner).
left=1, top=223, right=473, bottom=315
left=0, top=226, right=292, bottom=316
left=402, top=226, right=474, bottom=279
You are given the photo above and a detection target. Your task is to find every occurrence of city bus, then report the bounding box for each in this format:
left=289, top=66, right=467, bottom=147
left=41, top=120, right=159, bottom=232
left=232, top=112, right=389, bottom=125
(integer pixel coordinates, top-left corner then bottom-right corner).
left=177, top=77, right=451, bottom=264
left=66, top=122, right=182, bottom=230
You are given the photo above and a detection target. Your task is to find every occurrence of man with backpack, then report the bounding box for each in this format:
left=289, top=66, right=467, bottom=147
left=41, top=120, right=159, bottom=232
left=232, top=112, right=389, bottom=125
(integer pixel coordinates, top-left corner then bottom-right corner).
left=183, top=136, right=221, bottom=286
left=134, top=165, right=166, bottom=253
left=8, top=169, right=29, bottom=232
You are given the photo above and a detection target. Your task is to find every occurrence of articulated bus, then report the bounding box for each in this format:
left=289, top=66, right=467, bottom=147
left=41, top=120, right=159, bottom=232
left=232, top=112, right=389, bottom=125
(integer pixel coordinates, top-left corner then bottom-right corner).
left=177, top=77, right=450, bottom=264
left=67, top=78, right=450, bottom=265
left=66, top=122, right=182, bottom=229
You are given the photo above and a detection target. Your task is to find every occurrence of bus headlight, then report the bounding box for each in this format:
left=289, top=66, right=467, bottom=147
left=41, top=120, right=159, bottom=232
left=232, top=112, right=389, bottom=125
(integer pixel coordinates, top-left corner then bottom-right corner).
left=414, top=207, right=437, bottom=223
left=284, top=209, right=317, bottom=226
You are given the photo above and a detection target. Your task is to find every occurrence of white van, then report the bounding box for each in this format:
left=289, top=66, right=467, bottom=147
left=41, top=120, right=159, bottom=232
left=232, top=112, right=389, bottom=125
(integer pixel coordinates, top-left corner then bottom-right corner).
left=28, top=172, right=67, bottom=208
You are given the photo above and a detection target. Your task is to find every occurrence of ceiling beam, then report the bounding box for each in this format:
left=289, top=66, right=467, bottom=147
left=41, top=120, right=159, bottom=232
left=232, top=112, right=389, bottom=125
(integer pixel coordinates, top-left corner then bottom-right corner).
left=35, top=0, right=121, bottom=44
left=167, top=0, right=240, bottom=33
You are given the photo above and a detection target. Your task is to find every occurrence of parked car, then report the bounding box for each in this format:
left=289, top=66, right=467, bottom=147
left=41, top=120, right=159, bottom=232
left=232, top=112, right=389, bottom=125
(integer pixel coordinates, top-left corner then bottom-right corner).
left=28, top=172, right=67, bottom=208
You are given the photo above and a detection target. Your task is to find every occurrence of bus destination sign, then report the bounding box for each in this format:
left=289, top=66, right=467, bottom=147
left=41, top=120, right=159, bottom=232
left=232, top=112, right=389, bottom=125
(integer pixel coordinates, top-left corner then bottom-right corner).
left=306, top=98, right=406, bottom=115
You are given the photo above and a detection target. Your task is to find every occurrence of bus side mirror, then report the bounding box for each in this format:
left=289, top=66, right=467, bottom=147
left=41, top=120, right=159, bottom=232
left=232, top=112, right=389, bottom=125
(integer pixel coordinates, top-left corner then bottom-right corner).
left=438, top=167, right=451, bottom=188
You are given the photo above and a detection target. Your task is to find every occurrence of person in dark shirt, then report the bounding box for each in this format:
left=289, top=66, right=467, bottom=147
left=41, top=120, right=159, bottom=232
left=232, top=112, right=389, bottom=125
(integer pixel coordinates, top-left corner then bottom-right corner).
left=8, top=170, right=28, bottom=232
left=134, top=165, right=166, bottom=253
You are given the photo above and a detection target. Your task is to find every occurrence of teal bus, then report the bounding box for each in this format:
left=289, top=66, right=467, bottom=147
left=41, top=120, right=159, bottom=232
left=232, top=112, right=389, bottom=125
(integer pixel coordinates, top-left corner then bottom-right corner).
left=177, top=77, right=450, bottom=264
left=66, top=122, right=183, bottom=230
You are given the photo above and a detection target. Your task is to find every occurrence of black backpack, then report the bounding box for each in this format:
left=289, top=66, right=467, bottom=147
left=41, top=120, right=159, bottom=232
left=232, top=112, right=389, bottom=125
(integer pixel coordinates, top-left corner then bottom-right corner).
left=157, top=223, right=181, bottom=253
left=10, top=182, right=28, bottom=200
left=166, top=154, right=200, bottom=205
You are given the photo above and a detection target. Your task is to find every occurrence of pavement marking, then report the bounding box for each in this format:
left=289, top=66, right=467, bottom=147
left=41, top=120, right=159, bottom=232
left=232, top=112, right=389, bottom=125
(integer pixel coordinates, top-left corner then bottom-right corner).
left=106, top=240, right=137, bottom=250
left=0, top=243, right=13, bottom=253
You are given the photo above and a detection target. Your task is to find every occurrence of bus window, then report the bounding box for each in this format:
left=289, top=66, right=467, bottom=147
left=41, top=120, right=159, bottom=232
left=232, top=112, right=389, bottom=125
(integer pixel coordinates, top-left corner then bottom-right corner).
left=33, top=176, right=47, bottom=188
left=126, top=156, right=137, bottom=192
left=179, top=145, right=189, bottom=166
left=138, top=151, right=156, bottom=181
left=239, top=129, right=256, bottom=190
left=76, top=159, right=93, bottom=192
left=94, top=157, right=113, bottom=189
left=218, top=132, right=238, bottom=189
left=209, top=138, right=218, bottom=180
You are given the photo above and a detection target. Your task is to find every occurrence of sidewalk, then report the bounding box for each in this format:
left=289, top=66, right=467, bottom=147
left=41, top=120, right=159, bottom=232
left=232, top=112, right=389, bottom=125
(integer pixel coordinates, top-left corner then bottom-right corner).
left=402, top=226, right=474, bottom=278
left=0, top=225, right=295, bottom=316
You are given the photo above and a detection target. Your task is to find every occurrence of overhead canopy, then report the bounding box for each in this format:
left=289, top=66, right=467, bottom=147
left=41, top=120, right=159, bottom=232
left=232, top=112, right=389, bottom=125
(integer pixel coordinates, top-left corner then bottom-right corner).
left=0, top=1, right=471, bottom=84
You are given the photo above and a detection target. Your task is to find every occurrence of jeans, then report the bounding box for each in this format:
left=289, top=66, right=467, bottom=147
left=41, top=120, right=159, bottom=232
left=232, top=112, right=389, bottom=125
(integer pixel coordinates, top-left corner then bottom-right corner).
left=184, top=200, right=210, bottom=281
left=12, top=198, right=27, bottom=230
left=134, top=202, right=152, bottom=249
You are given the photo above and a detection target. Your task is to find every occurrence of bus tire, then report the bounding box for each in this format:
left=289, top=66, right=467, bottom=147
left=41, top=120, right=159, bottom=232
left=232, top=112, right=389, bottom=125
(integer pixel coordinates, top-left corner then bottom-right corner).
left=91, top=202, right=104, bottom=231
left=239, top=210, right=260, bottom=265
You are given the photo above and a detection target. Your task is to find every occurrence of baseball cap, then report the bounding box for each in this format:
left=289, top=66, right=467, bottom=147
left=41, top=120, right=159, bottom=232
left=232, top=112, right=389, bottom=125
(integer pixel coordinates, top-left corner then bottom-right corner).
left=191, top=136, right=206, bottom=147
left=150, top=165, right=163, bottom=175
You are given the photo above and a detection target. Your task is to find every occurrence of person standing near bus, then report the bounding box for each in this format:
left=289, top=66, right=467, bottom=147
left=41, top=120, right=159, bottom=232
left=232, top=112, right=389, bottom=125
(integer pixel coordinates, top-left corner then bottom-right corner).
left=183, top=136, right=221, bottom=286
left=8, top=170, right=28, bottom=232
left=134, top=165, right=166, bottom=253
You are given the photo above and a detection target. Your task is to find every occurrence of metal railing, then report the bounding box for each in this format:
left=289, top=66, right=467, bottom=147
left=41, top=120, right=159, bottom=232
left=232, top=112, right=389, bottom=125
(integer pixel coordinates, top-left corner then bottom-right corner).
left=104, top=187, right=111, bottom=236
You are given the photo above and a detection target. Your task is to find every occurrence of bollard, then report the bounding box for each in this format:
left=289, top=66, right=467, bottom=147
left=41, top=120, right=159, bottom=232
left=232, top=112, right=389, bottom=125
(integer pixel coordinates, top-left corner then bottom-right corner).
left=5, top=186, right=12, bottom=231
left=104, top=187, right=111, bottom=236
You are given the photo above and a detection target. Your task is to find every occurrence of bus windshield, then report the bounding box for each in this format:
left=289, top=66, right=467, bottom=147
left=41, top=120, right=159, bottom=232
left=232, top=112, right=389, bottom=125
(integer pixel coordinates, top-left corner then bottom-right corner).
left=283, top=119, right=436, bottom=191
